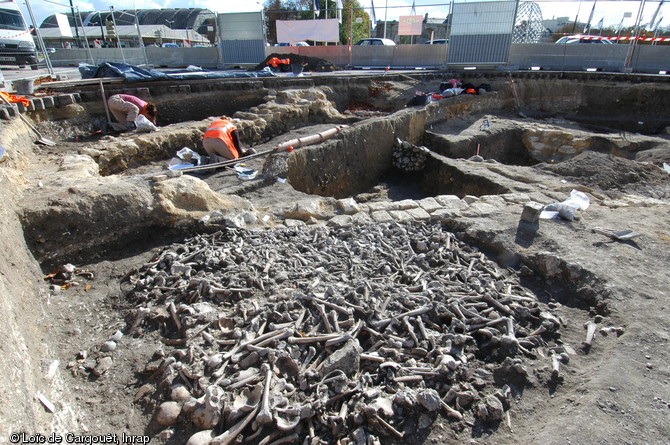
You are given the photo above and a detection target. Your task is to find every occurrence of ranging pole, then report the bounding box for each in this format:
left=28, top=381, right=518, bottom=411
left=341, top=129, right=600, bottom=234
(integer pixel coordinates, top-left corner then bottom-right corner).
left=24, top=0, right=55, bottom=76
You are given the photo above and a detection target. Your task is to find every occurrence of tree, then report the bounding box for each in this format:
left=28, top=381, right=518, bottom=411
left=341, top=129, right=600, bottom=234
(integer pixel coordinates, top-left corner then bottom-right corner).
left=339, top=0, right=370, bottom=45
left=263, top=0, right=369, bottom=45
left=263, top=0, right=312, bottom=44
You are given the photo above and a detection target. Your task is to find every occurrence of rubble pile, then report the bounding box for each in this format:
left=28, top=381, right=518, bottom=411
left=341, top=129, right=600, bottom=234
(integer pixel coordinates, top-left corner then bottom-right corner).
left=392, top=139, right=430, bottom=172
left=120, top=222, right=566, bottom=444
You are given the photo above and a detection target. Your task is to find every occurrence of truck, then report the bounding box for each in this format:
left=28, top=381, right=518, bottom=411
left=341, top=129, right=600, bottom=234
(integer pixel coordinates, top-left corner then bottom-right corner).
left=0, top=0, right=38, bottom=70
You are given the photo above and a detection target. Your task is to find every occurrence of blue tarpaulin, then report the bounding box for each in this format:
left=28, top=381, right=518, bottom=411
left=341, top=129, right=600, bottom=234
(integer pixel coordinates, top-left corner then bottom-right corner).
left=79, top=62, right=276, bottom=82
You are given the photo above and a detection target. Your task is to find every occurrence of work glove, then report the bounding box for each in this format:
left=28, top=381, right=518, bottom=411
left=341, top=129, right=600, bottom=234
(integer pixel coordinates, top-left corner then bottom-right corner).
left=126, top=121, right=137, bottom=131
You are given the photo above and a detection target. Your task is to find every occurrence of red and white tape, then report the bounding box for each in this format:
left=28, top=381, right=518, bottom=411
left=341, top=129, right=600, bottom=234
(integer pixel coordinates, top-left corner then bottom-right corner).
left=576, top=35, right=670, bottom=42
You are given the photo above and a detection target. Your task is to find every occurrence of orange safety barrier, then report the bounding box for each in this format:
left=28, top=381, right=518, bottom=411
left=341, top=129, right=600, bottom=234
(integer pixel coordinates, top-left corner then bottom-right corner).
left=0, top=91, right=30, bottom=107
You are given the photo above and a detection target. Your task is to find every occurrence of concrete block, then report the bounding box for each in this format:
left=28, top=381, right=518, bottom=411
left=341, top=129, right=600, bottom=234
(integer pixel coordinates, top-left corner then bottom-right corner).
left=42, top=96, right=55, bottom=108
left=57, top=94, right=76, bottom=106
left=520, top=201, right=544, bottom=223
left=16, top=102, right=27, bottom=113
left=178, top=85, right=191, bottom=93
left=168, top=85, right=179, bottom=94
left=6, top=105, right=17, bottom=116
left=32, top=98, right=45, bottom=110
left=72, top=93, right=81, bottom=102
left=0, top=107, right=11, bottom=120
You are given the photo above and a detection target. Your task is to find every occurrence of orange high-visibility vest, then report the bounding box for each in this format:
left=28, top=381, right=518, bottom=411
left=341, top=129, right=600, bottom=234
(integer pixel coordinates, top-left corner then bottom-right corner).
left=203, top=118, right=239, bottom=159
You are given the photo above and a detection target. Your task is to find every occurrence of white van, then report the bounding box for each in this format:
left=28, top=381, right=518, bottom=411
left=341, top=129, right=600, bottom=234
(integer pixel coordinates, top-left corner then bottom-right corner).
left=0, top=0, right=38, bottom=70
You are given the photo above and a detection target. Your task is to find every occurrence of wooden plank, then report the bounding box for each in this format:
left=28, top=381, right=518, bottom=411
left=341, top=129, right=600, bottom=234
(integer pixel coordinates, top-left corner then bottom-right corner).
left=37, top=77, right=124, bottom=89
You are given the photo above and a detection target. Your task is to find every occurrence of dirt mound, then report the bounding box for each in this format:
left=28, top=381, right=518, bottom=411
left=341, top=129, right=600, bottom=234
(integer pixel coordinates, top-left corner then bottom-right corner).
left=536, top=151, right=670, bottom=196
left=252, top=52, right=342, bottom=72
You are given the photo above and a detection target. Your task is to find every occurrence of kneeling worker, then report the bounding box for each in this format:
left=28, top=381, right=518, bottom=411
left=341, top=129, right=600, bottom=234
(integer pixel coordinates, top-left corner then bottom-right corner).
left=107, top=93, right=157, bottom=131
left=203, top=117, right=256, bottom=161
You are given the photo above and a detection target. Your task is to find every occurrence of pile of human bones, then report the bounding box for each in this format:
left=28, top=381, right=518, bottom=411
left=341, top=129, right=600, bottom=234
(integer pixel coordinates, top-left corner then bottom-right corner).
left=113, top=221, right=567, bottom=444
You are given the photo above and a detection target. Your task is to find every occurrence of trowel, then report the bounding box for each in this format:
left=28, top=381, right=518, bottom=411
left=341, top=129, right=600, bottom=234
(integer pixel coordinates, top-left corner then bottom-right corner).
left=592, top=227, right=642, bottom=241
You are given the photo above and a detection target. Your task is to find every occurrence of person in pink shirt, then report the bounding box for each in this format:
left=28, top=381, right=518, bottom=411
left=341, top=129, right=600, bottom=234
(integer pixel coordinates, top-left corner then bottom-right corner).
left=107, top=94, right=157, bottom=132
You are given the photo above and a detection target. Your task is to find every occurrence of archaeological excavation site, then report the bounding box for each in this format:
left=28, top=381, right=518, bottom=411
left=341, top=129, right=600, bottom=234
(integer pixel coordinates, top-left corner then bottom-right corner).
left=0, top=70, right=669, bottom=445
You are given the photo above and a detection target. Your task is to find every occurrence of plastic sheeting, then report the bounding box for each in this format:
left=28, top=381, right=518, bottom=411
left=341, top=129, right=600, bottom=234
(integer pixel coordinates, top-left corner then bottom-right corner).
left=276, top=19, right=340, bottom=44
left=78, top=62, right=276, bottom=82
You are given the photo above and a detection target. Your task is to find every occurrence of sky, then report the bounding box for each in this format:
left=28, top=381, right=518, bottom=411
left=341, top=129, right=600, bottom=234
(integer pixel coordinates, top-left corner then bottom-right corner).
left=15, top=0, right=668, bottom=31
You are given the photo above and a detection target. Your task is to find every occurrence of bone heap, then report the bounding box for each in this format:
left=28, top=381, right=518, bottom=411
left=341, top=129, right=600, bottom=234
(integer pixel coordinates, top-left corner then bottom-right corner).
left=392, top=139, right=430, bottom=172
left=122, top=222, right=565, bottom=444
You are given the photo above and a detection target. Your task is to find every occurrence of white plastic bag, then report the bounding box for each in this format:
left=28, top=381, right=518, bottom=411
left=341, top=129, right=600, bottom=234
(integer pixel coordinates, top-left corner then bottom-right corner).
left=541, top=190, right=590, bottom=221
left=135, top=114, right=157, bottom=133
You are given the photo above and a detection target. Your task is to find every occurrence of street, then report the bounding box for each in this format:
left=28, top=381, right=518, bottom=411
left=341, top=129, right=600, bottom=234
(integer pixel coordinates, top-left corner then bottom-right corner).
left=0, top=65, right=81, bottom=85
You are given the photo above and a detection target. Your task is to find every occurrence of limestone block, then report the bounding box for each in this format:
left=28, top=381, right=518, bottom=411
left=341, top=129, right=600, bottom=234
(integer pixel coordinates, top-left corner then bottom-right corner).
left=336, top=197, right=360, bottom=214
left=284, top=219, right=306, bottom=227
left=501, top=193, right=531, bottom=204
left=370, top=210, right=394, bottom=223
left=389, top=210, right=412, bottom=222
left=367, top=201, right=394, bottom=212
left=463, top=195, right=480, bottom=205
left=430, top=208, right=462, bottom=222
left=435, top=194, right=469, bottom=210
left=417, top=197, right=442, bottom=213
left=520, top=201, right=544, bottom=223
left=328, top=214, right=353, bottom=228
left=352, top=212, right=373, bottom=224
left=462, top=202, right=499, bottom=217
left=391, top=199, right=418, bottom=210
left=284, top=199, right=328, bottom=221
left=480, top=195, right=506, bottom=206
left=406, top=207, right=431, bottom=221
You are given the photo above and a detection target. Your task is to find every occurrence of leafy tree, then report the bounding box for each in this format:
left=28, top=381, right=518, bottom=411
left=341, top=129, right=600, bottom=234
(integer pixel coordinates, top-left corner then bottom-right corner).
left=263, top=0, right=369, bottom=45
left=339, top=0, right=371, bottom=45
left=263, top=0, right=312, bottom=44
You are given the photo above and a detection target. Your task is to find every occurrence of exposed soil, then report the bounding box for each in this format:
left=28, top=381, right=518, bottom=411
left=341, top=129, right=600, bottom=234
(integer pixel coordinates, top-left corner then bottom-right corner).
left=253, top=53, right=342, bottom=72
left=2, top=79, right=670, bottom=445
left=537, top=151, right=670, bottom=198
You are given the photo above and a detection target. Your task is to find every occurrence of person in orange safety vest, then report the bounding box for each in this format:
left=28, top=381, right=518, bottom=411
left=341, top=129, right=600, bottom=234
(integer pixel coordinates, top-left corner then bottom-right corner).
left=202, top=117, right=256, bottom=161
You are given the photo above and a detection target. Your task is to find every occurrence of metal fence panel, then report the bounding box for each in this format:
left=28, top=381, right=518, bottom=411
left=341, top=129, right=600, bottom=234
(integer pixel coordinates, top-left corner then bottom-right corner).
left=221, top=40, right=266, bottom=65
left=448, top=0, right=517, bottom=66
left=219, top=12, right=266, bottom=65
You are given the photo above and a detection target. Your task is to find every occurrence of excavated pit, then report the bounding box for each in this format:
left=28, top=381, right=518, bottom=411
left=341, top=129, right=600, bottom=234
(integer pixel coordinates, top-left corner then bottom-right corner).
left=2, top=73, right=670, bottom=444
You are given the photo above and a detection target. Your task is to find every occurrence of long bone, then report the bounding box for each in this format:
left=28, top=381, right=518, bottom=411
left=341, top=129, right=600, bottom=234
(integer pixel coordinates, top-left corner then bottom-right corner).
left=256, top=363, right=274, bottom=425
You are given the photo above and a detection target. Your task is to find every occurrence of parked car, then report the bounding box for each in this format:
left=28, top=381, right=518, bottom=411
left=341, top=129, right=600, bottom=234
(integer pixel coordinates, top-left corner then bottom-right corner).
left=275, top=42, right=310, bottom=47
left=555, top=35, right=613, bottom=44
left=424, top=39, right=448, bottom=44
left=355, top=38, right=396, bottom=46
left=161, top=42, right=179, bottom=48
